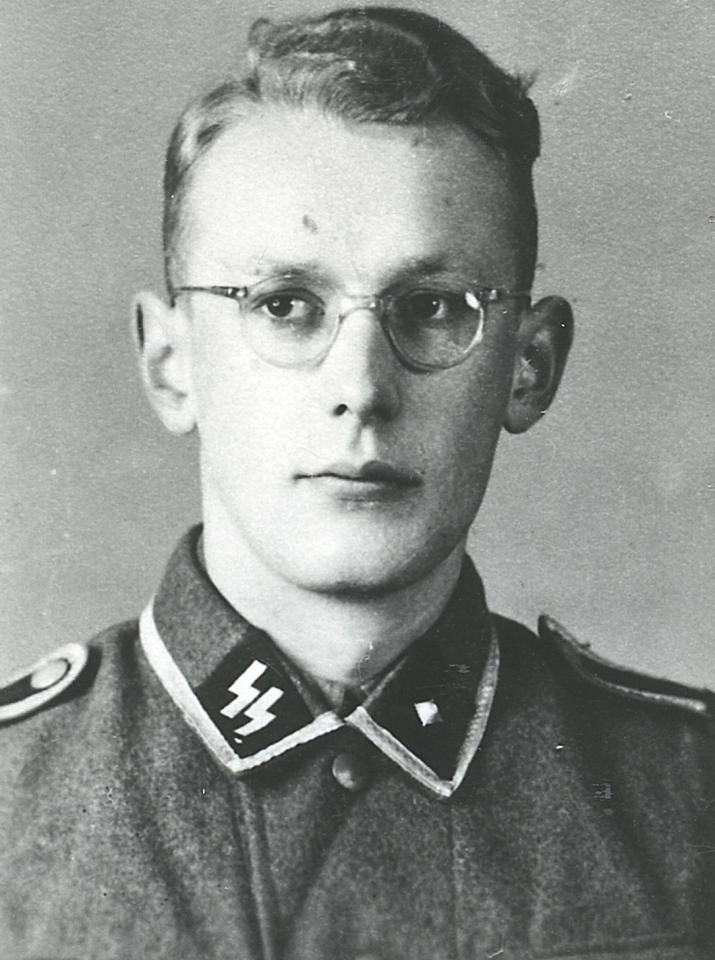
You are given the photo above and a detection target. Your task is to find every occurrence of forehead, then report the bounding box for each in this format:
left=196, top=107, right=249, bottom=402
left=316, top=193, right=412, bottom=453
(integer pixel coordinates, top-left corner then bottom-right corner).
left=181, top=106, right=522, bottom=284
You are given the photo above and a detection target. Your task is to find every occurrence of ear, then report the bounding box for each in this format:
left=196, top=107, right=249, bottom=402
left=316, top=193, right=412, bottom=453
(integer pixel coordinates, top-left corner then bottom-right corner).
left=131, top=291, right=197, bottom=435
left=504, top=295, right=574, bottom=434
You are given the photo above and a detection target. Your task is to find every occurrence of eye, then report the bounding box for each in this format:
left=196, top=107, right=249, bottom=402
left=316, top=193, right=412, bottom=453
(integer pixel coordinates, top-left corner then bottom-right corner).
left=252, top=290, right=326, bottom=329
left=260, top=294, right=310, bottom=320
left=400, top=290, right=456, bottom=324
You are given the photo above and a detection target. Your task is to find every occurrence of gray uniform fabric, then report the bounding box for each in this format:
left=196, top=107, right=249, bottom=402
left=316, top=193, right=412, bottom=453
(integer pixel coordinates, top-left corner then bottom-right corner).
left=1, top=528, right=712, bottom=960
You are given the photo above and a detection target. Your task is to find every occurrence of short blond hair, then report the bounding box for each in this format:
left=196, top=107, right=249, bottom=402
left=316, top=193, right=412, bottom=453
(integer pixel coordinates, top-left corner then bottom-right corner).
left=163, top=6, right=540, bottom=288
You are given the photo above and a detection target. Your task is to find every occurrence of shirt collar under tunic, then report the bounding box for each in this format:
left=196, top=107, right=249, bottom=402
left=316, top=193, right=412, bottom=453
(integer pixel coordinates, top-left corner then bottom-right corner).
left=140, top=527, right=499, bottom=798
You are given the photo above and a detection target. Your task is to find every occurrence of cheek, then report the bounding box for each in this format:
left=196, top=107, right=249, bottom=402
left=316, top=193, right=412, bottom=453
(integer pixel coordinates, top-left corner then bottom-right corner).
left=193, top=346, right=261, bottom=454
left=421, top=354, right=513, bottom=468
left=191, top=340, right=306, bottom=485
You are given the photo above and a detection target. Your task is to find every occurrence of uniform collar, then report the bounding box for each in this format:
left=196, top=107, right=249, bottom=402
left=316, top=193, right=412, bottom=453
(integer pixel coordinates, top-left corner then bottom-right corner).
left=140, top=527, right=499, bottom=799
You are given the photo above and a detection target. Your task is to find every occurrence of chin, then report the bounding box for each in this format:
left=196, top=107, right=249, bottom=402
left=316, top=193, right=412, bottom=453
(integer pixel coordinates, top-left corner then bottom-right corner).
left=282, top=559, right=418, bottom=597
left=266, top=521, right=461, bottom=597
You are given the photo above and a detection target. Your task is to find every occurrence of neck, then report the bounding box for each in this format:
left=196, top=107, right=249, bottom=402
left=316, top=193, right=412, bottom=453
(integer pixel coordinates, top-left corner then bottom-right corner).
left=201, top=511, right=466, bottom=687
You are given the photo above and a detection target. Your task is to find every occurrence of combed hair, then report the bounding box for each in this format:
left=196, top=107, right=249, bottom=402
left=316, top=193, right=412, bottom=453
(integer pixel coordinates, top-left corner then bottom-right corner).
left=163, top=6, right=541, bottom=287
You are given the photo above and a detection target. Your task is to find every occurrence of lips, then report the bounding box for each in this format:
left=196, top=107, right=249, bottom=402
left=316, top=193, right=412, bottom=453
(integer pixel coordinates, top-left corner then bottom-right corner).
left=297, top=460, right=422, bottom=502
left=307, top=460, right=420, bottom=484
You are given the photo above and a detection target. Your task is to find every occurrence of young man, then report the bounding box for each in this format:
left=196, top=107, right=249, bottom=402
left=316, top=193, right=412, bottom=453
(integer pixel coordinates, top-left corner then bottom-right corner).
left=0, top=7, right=712, bottom=959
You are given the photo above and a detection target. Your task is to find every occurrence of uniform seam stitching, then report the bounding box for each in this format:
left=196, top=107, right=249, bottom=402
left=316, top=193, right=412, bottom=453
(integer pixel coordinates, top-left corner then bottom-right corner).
left=233, top=780, right=281, bottom=960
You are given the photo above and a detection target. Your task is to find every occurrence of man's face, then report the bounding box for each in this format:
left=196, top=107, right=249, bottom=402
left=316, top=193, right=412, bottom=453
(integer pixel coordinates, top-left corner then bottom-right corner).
left=177, top=107, right=526, bottom=594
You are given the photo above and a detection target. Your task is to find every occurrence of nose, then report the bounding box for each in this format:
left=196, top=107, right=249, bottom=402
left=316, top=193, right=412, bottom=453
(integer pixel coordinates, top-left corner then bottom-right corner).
left=321, top=307, right=402, bottom=424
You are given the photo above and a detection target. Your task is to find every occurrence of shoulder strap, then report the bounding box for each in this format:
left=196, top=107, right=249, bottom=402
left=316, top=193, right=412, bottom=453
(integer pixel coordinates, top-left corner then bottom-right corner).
left=538, top=615, right=712, bottom=718
left=0, top=643, right=89, bottom=724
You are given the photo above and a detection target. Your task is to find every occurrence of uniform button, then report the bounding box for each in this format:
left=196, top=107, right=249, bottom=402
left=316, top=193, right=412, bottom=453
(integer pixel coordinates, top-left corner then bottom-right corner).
left=332, top=751, right=370, bottom=792
left=30, top=658, right=70, bottom=690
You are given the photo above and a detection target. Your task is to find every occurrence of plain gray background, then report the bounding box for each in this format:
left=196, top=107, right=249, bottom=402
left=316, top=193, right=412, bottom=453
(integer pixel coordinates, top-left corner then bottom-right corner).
left=1, top=0, right=713, bottom=685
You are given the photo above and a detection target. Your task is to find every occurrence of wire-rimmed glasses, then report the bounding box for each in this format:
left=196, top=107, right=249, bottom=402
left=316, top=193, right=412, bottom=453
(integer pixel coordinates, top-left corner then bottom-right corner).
left=171, top=275, right=530, bottom=371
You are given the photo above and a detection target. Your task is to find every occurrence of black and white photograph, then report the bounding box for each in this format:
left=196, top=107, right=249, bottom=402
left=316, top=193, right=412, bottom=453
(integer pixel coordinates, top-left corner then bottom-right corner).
left=1, top=2, right=713, bottom=957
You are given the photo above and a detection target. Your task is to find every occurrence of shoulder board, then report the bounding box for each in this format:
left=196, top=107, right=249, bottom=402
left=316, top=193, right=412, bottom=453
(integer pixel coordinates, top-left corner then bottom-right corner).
left=0, top=643, right=89, bottom=724
left=538, top=615, right=712, bottom=718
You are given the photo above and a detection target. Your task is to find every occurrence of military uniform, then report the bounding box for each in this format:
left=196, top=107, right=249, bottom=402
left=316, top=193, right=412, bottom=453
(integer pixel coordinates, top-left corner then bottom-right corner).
left=1, top=527, right=712, bottom=959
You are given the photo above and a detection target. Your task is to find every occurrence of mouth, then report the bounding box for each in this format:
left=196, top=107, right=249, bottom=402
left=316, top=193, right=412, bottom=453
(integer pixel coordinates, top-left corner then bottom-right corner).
left=297, top=460, right=422, bottom=503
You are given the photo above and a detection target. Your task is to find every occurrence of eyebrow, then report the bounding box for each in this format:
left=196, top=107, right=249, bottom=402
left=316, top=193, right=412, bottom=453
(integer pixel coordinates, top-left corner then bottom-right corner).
left=238, top=255, right=455, bottom=288
left=241, top=259, right=328, bottom=281
left=397, top=255, right=450, bottom=275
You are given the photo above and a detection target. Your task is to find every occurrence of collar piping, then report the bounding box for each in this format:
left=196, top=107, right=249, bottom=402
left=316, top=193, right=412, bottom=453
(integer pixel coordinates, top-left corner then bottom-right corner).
left=139, top=597, right=499, bottom=798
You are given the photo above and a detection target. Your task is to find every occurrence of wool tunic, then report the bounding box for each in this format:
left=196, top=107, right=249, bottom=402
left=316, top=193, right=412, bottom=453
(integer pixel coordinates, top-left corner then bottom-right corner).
left=1, top=528, right=712, bottom=959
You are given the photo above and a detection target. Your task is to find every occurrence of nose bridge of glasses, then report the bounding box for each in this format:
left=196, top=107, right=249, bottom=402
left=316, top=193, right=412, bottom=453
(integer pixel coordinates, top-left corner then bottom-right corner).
left=336, top=293, right=384, bottom=324
left=326, top=293, right=396, bottom=367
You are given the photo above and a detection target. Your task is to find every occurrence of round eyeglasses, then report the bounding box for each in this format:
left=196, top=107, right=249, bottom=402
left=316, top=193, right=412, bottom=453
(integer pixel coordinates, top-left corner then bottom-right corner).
left=171, top=277, right=530, bottom=371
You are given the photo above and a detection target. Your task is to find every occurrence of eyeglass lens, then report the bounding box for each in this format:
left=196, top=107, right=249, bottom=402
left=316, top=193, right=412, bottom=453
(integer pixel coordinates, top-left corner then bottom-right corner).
left=241, top=285, right=486, bottom=369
